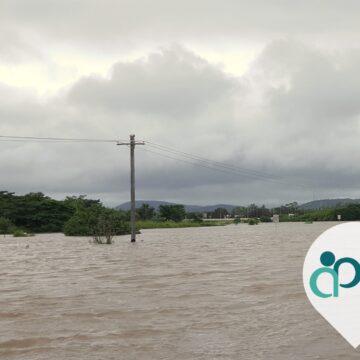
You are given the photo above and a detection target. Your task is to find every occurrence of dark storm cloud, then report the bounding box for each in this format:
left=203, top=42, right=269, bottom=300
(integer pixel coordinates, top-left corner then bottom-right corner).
left=2, top=42, right=360, bottom=205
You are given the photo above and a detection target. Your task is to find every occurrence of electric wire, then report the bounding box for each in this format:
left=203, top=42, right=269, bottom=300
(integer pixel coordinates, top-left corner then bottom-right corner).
left=146, top=141, right=282, bottom=180
left=0, top=135, right=123, bottom=143
left=138, top=146, right=308, bottom=189
left=144, top=141, right=309, bottom=188
left=0, top=134, right=310, bottom=189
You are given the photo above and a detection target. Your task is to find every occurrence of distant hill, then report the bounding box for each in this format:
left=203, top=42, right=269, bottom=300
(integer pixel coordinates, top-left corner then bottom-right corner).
left=115, top=198, right=360, bottom=213
left=298, top=198, right=360, bottom=210
left=115, top=200, right=237, bottom=213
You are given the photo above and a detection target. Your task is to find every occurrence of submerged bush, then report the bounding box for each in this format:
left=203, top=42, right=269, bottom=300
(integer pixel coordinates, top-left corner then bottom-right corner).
left=63, top=201, right=130, bottom=240
left=92, top=211, right=130, bottom=244
left=13, top=229, right=33, bottom=237
left=248, top=218, right=259, bottom=225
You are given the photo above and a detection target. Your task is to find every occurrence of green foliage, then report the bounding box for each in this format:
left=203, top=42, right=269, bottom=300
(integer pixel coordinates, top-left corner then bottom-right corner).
left=0, top=191, right=131, bottom=237
left=137, top=220, right=232, bottom=229
left=259, top=216, right=272, bottom=223
left=187, top=212, right=204, bottom=223
left=63, top=199, right=130, bottom=237
left=281, top=208, right=335, bottom=222
left=279, top=204, right=360, bottom=222
left=303, top=208, right=335, bottom=221
left=0, top=191, right=74, bottom=233
left=232, top=207, right=246, bottom=217
left=0, top=217, right=15, bottom=234
left=231, top=204, right=272, bottom=218
left=233, top=217, right=241, bottom=225
left=13, top=229, right=33, bottom=237
left=159, top=204, right=186, bottom=222
left=212, top=208, right=228, bottom=219
left=92, top=210, right=130, bottom=244
left=136, top=203, right=155, bottom=220
left=247, top=218, right=259, bottom=225
left=336, top=204, right=360, bottom=221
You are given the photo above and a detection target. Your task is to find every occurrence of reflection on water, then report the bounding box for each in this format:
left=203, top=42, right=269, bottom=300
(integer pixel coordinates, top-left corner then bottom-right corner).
left=0, top=222, right=358, bottom=359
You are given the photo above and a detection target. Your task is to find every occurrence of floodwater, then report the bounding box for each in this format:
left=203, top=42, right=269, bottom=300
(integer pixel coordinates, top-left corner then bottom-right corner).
left=0, top=222, right=358, bottom=360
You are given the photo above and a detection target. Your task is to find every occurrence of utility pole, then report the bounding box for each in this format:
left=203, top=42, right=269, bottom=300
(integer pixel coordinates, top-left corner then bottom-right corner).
left=117, top=134, right=144, bottom=242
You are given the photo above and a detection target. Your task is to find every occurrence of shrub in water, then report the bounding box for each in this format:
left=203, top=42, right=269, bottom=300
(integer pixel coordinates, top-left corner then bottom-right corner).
left=13, top=229, right=32, bottom=237
left=248, top=218, right=259, bottom=225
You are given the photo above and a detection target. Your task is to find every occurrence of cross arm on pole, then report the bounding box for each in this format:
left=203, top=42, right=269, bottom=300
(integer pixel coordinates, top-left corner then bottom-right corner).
left=117, top=141, right=145, bottom=146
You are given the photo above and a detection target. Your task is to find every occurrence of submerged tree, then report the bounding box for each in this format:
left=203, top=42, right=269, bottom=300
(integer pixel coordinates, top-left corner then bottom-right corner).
left=92, top=210, right=130, bottom=244
left=63, top=199, right=130, bottom=241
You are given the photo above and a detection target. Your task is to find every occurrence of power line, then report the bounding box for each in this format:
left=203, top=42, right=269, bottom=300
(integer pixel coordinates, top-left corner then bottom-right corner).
left=138, top=146, right=309, bottom=189
left=0, top=133, right=310, bottom=189
left=139, top=146, right=246, bottom=174
left=146, top=141, right=282, bottom=180
left=145, top=141, right=309, bottom=187
left=0, top=135, right=124, bottom=143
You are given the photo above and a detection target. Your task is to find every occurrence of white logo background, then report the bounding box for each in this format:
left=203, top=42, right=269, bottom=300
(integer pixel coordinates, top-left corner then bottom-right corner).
left=303, top=222, right=360, bottom=348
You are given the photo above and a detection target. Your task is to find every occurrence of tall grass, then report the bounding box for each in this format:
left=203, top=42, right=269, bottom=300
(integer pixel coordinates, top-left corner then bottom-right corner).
left=137, top=220, right=233, bottom=230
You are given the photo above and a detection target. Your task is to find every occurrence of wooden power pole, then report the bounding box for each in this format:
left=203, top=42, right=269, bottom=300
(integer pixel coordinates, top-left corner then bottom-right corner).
left=117, top=134, right=144, bottom=242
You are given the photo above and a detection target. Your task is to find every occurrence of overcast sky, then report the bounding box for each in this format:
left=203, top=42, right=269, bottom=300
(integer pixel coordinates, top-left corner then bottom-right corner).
left=1, top=0, right=360, bottom=207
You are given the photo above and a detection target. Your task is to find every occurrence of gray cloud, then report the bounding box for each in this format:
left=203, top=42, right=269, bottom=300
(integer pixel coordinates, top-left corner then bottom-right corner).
left=67, top=45, right=237, bottom=117
left=2, top=0, right=360, bottom=55
left=1, top=42, right=360, bottom=206
left=0, top=22, right=43, bottom=63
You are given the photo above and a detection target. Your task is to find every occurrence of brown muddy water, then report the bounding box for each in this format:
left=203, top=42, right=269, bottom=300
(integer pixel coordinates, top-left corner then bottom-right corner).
left=0, top=222, right=359, bottom=360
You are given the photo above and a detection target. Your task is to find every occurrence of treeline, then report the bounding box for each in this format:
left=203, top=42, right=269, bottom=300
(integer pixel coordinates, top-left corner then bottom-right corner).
left=3, top=191, right=360, bottom=236
left=0, top=191, right=130, bottom=236
left=280, top=204, right=360, bottom=222
left=0, top=192, right=220, bottom=236
left=136, top=203, right=187, bottom=222
left=233, top=202, right=360, bottom=222
left=136, top=203, right=298, bottom=221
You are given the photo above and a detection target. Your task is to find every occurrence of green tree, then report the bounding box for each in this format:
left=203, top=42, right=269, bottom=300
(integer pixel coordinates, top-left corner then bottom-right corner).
left=0, top=191, right=74, bottom=232
left=336, top=204, right=360, bottom=221
left=213, top=208, right=228, bottom=219
left=159, top=204, right=186, bottom=222
left=246, top=204, right=258, bottom=218
left=187, top=212, right=203, bottom=223
left=232, top=206, right=246, bottom=217
left=136, top=203, right=155, bottom=220
left=92, top=209, right=130, bottom=244
left=0, top=217, right=14, bottom=234
left=63, top=202, right=130, bottom=237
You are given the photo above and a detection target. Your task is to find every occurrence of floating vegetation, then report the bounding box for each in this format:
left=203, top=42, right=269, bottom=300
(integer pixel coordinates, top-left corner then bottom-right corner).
left=13, top=230, right=34, bottom=237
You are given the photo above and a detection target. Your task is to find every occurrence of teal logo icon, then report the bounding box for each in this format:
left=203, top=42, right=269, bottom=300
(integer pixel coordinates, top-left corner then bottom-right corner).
left=310, top=251, right=360, bottom=298
left=303, top=223, right=360, bottom=347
